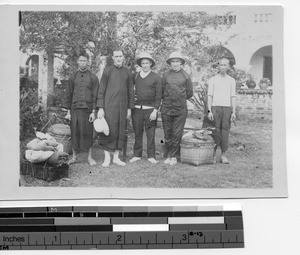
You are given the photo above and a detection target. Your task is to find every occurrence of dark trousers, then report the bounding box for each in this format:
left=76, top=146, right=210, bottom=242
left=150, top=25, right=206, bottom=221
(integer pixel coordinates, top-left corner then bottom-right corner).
left=211, top=106, right=232, bottom=152
left=161, top=114, right=187, bottom=158
left=132, top=108, right=157, bottom=158
left=71, top=109, right=94, bottom=152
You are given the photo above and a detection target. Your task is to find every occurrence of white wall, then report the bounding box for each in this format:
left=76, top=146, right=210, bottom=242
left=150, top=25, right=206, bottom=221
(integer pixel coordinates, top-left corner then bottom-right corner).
left=206, top=6, right=274, bottom=76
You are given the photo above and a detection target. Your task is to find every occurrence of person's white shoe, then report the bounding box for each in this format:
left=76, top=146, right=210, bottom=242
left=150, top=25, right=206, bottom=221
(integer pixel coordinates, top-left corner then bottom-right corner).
left=129, top=157, right=141, bottom=163
left=169, top=157, right=177, bottom=166
left=88, top=158, right=96, bottom=166
left=148, top=158, right=158, bottom=164
left=113, top=158, right=126, bottom=166
left=101, top=160, right=110, bottom=167
left=221, top=156, right=229, bottom=164
left=102, top=151, right=111, bottom=167
left=164, top=158, right=171, bottom=164
left=68, top=157, right=77, bottom=165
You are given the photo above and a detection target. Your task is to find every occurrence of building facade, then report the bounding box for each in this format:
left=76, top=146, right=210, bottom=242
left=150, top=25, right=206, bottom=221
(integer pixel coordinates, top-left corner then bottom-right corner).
left=205, top=6, right=274, bottom=84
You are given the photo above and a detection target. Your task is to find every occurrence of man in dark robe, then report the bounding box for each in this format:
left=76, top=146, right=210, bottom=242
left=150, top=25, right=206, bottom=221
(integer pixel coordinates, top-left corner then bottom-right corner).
left=62, top=52, right=100, bottom=166
left=96, top=49, right=135, bottom=167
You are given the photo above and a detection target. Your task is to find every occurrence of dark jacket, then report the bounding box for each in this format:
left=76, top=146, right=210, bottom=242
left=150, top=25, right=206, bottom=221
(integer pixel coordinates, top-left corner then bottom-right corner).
left=62, top=70, right=99, bottom=111
left=161, top=69, right=193, bottom=116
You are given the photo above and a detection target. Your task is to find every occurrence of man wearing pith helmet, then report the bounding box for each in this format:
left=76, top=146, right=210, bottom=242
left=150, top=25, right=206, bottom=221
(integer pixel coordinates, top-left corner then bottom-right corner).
left=129, top=52, right=162, bottom=164
left=161, top=52, right=193, bottom=166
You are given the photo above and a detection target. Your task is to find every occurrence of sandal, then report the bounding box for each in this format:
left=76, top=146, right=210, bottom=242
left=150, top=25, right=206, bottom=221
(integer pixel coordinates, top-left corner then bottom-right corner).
left=101, top=161, right=110, bottom=167
left=68, top=158, right=77, bottom=165
left=164, top=158, right=171, bottom=164
left=221, top=156, right=229, bottom=164
left=113, top=158, right=126, bottom=166
left=88, top=158, right=96, bottom=166
left=169, top=157, right=177, bottom=166
left=148, top=158, right=158, bottom=164
left=129, top=157, right=141, bottom=163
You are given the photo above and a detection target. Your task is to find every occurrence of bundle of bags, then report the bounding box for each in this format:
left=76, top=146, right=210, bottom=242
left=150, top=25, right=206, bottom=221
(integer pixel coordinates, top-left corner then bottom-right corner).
left=25, top=131, right=69, bottom=166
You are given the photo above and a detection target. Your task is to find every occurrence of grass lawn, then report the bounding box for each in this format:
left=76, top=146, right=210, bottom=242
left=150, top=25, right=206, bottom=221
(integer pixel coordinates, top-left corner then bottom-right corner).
left=19, top=117, right=272, bottom=189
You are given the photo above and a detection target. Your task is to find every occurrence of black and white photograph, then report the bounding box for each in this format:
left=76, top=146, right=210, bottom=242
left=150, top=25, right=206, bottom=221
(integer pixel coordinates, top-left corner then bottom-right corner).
left=1, top=1, right=300, bottom=254
left=1, top=4, right=286, bottom=199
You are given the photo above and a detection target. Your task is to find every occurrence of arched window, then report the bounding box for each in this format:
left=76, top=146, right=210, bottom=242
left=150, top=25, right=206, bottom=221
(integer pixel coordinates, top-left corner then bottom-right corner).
left=249, top=45, right=272, bottom=84
left=218, top=46, right=236, bottom=67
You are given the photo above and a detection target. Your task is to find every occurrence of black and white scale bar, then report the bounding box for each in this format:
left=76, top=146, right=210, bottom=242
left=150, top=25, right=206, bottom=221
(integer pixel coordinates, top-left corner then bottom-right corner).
left=0, top=205, right=241, bottom=217
left=0, top=211, right=241, bottom=218
left=0, top=230, right=244, bottom=248
left=0, top=243, right=244, bottom=250
left=0, top=205, right=244, bottom=249
left=0, top=225, right=113, bottom=232
left=0, top=217, right=242, bottom=230
left=0, top=223, right=229, bottom=232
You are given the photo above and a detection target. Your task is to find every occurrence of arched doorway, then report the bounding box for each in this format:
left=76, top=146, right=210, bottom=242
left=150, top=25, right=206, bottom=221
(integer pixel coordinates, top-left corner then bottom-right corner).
left=25, top=54, right=39, bottom=83
left=249, top=45, right=272, bottom=83
left=218, top=46, right=236, bottom=67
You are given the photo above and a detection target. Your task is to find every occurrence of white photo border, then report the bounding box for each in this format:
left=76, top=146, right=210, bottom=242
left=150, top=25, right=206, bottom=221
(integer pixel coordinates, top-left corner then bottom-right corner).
left=0, top=4, right=287, bottom=201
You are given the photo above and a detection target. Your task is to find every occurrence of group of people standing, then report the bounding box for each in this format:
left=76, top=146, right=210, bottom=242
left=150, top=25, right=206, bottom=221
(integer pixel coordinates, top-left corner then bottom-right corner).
left=62, top=49, right=236, bottom=168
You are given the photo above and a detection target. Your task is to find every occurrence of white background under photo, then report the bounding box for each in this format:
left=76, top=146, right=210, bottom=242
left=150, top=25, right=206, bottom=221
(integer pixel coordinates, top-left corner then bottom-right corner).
left=0, top=0, right=299, bottom=254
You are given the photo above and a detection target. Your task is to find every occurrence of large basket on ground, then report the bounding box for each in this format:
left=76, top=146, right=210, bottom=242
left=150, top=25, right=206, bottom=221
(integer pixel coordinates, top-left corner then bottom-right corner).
left=180, top=134, right=215, bottom=166
left=20, top=159, right=69, bottom=182
left=47, top=124, right=72, bottom=154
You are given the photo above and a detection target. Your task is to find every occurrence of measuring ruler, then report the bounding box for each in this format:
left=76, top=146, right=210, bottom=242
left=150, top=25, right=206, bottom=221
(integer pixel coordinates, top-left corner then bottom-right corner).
left=0, top=205, right=244, bottom=250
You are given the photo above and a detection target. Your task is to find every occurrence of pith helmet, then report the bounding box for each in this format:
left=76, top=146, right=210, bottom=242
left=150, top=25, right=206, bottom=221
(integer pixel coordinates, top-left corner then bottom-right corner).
left=136, top=52, right=155, bottom=68
left=166, top=52, right=186, bottom=65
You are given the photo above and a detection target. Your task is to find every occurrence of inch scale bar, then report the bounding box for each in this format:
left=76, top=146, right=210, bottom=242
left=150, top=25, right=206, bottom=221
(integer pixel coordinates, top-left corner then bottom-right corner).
left=0, top=230, right=244, bottom=250
left=0, top=205, right=244, bottom=250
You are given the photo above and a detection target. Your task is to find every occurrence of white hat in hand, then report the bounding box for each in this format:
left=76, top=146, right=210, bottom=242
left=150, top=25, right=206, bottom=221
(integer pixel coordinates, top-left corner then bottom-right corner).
left=94, top=118, right=110, bottom=136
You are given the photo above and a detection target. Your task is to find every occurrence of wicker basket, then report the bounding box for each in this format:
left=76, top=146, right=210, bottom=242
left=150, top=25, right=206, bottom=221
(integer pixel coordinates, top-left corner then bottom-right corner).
left=48, top=124, right=72, bottom=154
left=180, top=134, right=215, bottom=166
left=20, top=159, right=69, bottom=182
